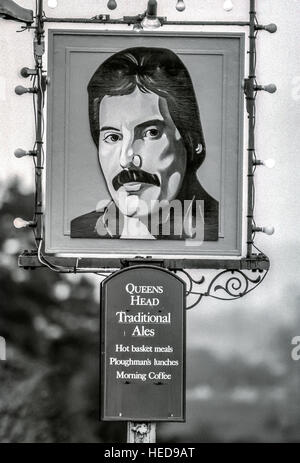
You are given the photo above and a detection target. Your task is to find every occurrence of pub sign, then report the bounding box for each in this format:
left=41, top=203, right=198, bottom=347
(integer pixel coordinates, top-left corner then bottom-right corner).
left=100, top=266, right=186, bottom=421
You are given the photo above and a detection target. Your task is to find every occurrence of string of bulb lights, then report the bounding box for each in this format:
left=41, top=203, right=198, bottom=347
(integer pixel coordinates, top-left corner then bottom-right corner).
left=47, top=0, right=235, bottom=13
left=6, top=0, right=276, bottom=275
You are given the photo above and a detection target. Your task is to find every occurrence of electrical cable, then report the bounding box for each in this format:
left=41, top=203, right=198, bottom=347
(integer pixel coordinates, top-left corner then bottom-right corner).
left=249, top=16, right=264, bottom=257
left=27, top=9, right=73, bottom=273
left=37, top=239, right=73, bottom=272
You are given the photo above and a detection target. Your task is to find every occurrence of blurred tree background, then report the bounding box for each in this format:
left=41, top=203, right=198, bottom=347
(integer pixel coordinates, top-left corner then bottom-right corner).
left=0, top=179, right=125, bottom=442
left=0, top=179, right=299, bottom=443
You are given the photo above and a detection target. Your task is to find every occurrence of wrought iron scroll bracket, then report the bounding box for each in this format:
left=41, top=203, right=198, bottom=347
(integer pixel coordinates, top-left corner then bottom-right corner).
left=176, top=265, right=269, bottom=309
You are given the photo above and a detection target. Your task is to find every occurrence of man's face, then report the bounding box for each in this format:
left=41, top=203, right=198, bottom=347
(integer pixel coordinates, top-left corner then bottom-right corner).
left=98, top=87, right=187, bottom=218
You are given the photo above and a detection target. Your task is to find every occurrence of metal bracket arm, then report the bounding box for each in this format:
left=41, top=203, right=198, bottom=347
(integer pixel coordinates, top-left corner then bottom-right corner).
left=0, top=0, right=33, bottom=24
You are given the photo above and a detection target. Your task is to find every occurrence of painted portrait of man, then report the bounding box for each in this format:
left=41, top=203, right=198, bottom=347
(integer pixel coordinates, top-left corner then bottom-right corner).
left=70, top=47, right=219, bottom=241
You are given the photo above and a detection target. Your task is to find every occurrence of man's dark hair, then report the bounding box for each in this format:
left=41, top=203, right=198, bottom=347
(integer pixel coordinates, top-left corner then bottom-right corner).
left=88, top=47, right=206, bottom=170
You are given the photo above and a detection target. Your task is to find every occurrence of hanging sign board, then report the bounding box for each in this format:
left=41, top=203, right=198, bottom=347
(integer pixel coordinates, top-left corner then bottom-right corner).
left=46, top=30, right=245, bottom=266
left=100, top=265, right=186, bottom=421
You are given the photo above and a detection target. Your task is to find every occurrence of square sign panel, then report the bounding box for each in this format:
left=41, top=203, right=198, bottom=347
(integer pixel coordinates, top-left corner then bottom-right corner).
left=46, top=30, right=245, bottom=262
left=100, top=266, right=186, bottom=421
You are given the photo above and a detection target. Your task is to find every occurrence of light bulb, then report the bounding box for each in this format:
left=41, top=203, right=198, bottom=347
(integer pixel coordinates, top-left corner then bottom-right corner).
left=255, top=83, right=277, bottom=94
left=13, top=218, right=29, bottom=229
left=264, top=23, right=277, bottom=33
left=14, top=148, right=37, bottom=158
left=48, top=0, right=58, bottom=8
left=13, top=218, right=36, bottom=229
left=15, top=85, right=29, bottom=95
left=15, top=85, right=37, bottom=95
left=14, top=148, right=27, bottom=158
left=263, top=158, right=276, bottom=169
left=20, top=67, right=37, bottom=78
left=253, top=225, right=275, bottom=236
left=176, top=0, right=186, bottom=12
left=262, top=226, right=275, bottom=236
left=223, top=0, right=233, bottom=12
left=107, top=0, right=117, bottom=10
left=263, top=84, right=277, bottom=94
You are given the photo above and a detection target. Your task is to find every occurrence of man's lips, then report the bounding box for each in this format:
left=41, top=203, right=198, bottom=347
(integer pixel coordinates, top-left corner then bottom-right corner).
left=123, top=182, right=142, bottom=192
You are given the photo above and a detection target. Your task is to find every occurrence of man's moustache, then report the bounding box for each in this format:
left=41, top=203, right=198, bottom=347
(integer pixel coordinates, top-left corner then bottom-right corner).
left=112, top=169, right=160, bottom=191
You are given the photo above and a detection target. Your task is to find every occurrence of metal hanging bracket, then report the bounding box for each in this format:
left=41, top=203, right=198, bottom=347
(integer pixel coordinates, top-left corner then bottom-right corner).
left=0, top=0, right=33, bottom=24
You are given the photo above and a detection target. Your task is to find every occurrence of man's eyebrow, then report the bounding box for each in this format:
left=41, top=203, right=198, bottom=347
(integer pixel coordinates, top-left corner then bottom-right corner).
left=100, top=120, right=165, bottom=132
left=135, top=119, right=165, bottom=131
left=100, top=126, right=121, bottom=132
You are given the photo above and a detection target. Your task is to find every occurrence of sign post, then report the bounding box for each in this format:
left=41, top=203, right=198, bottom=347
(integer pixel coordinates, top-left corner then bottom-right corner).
left=127, top=422, right=156, bottom=443
left=100, top=265, right=186, bottom=441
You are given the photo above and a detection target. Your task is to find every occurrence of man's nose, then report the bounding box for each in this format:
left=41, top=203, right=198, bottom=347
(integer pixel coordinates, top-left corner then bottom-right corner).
left=119, top=131, right=136, bottom=169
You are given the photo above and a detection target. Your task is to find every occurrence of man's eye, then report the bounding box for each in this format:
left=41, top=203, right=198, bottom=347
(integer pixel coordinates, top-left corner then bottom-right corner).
left=103, top=133, right=122, bottom=143
left=144, top=128, right=161, bottom=139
